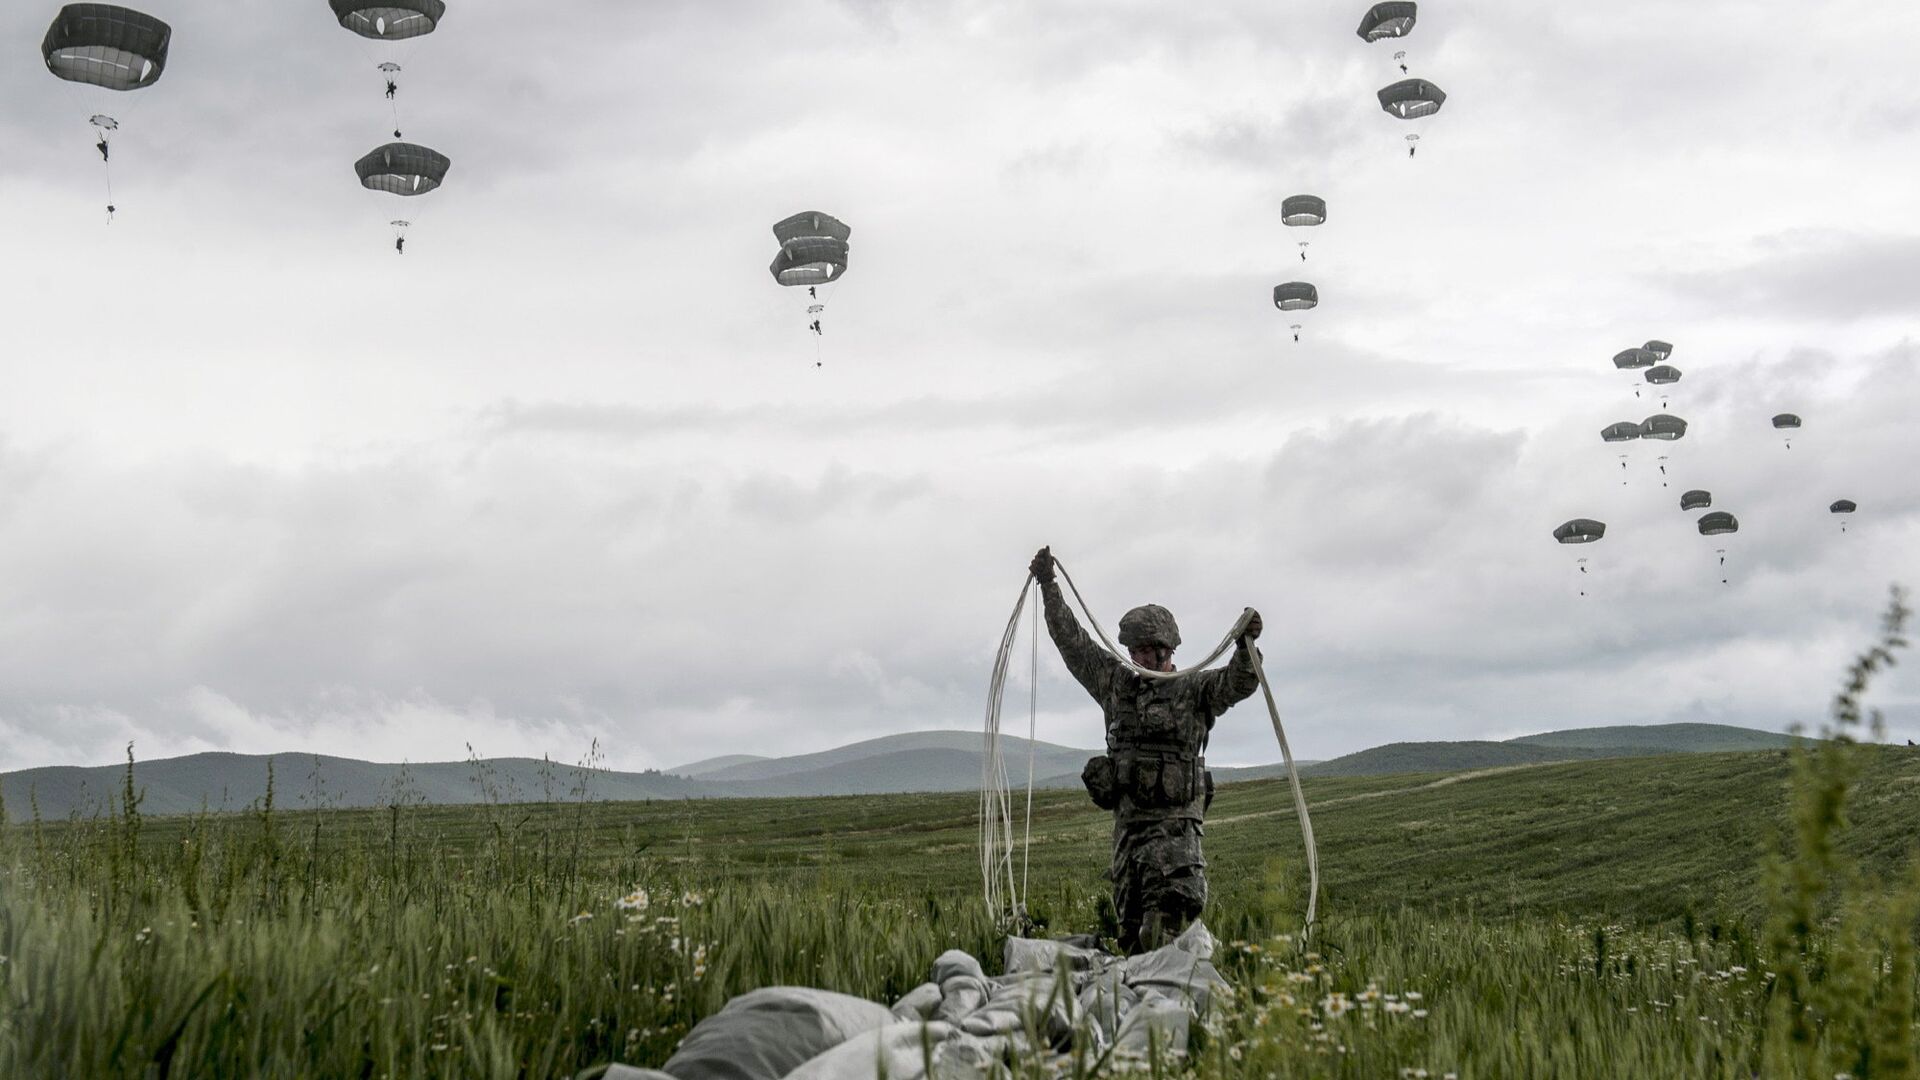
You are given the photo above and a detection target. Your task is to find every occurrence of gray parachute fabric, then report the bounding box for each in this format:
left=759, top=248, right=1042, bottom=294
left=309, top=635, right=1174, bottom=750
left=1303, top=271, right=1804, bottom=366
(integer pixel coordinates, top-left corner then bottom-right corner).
left=1281, top=194, right=1327, bottom=226
left=1643, top=340, right=1673, bottom=361
left=1681, top=489, right=1712, bottom=511
left=770, top=212, right=852, bottom=286
left=1771, top=413, right=1802, bottom=429
left=660, top=988, right=895, bottom=1080
left=1639, top=414, right=1688, bottom=441
left=355, top=142, right=451, bottom=195
left=1697, top=511, right=1739, bottom=536
left=42, top=4, right=170, bottom=90
left=1612, top=348, right=1658, bottom=370
left=773, top=211, right=852, bottom=247
left=593, top=924, right=1231, bottom=1080
left=1272, top=282, right=1318, bottom=310
left=1356, top=2, right=1418, bottom=41
left=1377, top=78, right=1446, bottom=119
left=1600, top=421, right=1643, bottom=443
left=1553, top=519, right=1606, bottom=544
left=1644, top=365, right=1681, bottom=385
left=330, top=0, right=446, bottom=40
left=1830, top=499, right=1857, bottom=514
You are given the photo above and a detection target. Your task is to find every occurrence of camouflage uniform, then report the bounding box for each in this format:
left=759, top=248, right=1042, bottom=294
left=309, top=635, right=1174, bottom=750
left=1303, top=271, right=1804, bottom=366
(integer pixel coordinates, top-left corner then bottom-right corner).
left=1038, top=580, right=1261, bottom=952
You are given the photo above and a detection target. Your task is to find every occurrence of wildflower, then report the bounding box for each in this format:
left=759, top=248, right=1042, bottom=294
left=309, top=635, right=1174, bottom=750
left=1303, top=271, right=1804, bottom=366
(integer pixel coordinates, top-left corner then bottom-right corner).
left=681, top=890, right=705, bottom=907
left=1402, top=1070, right=1430, bottom=1079
left=569, top=912, right=594, bottom=925
left=1404, top=991, right=1422, bottom=1001
left=1321, top=993, right=1353, bottom=1019
left=1384, top=1001, right=1411, bottom=1015
left=616, top=888, right=650, bottom=912
left=1412, top=1009, right=1429, bottom=1019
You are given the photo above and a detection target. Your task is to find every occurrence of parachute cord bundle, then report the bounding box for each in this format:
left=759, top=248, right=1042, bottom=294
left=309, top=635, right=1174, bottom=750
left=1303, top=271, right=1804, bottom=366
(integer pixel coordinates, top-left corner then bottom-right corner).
left=980, top=560, right=1320, bottom=938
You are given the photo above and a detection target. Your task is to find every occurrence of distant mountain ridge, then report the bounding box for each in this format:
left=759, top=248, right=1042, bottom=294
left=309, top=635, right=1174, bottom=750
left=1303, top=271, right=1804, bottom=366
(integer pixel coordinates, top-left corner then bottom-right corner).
left=1, top=722, right=1795, bottom=819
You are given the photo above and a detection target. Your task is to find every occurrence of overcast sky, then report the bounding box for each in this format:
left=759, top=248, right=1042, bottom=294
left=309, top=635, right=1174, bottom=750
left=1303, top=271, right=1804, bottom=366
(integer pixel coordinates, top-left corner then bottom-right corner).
left=3, top=0, right=1917, bottom=774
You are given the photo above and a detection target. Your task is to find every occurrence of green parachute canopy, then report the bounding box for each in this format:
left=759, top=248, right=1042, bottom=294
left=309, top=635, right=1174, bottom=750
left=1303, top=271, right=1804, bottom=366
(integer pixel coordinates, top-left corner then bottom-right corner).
left=1612, top=348, right=1658, bottom=370
left=1771, top=413, right=1802, bottom=429
left=1830, top=499, right=1856, bottom=514
left=1272, top=282, right=1319, bottom=311
left=1280, top=195, right=1327, bottom=227
left=1600, top=421, right=1643, bottom=443
left=769, top=211, right=852, bottom=286
left=1644, top=365, right=1681, bottom=385
left=1643, top=340, right=1672, bottom=361
left=354, top=142, right=451, bottom=195
left=1377, top=78, right=1445, bottom=119
left=1554, top=519, right=1606, bottom=544
left=330, top=0, right=445, bottom=40
left=1697, top=511, right=1739, bottom=536
left=1680, top=490, right=1712, bottom=511
left=1356, top=2, right=1418, bottom=41
left=1639, top=414, right=1687, bottom=441
left=42, top=4, right=170, bottom=91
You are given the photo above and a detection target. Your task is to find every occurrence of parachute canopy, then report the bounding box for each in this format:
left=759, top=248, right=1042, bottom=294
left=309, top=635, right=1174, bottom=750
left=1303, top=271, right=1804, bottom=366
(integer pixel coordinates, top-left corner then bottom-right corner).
left=1697, top=511, right=1739, bottom=536
left=1771, top=413, right=1802, bottom=429
left=1600, top=421, right=1643, bottom=443
left=1830, top=499, right=1857, bottom=514
left=1356, top=2, right=1418, bottom=41
left=1612, top=348, right=1658, bottom=370
left=1377, top=79, right=1446, bottom=119
left=1643, top=340, right=1673, bottom=361
left=1281, top=195, right=1327, bottom=227
left=1644, top=365, right=1681, bottom=385
left=1680, top=489, right=1712, bottom=511
left=1640, top=414, right=1688, bottom=441
left=42, top=4, right=171, bottom=91
left=769, top=211, right=852, bottom=286
left=330, top=0, right=445, bottom=41
left=1554, top=519, right=1606, bottom=544
left=354, top=142, right=451, bottom=196
left=1272, top=282, right=1319, bottom=311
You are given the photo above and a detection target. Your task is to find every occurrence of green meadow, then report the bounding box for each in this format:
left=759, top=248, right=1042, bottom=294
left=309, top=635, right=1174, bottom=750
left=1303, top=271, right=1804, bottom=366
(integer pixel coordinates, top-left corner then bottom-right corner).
left=2, top=607, right=1916, bottom=1078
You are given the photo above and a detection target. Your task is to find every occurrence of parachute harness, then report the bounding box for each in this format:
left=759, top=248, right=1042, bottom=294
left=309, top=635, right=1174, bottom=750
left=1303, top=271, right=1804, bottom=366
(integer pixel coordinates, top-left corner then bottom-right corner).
left=980, top=559, right=1320, bottom=938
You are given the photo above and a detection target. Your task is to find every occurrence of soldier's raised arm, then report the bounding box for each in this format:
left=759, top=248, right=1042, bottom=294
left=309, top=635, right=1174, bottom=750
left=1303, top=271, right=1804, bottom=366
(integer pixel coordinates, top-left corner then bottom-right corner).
left=1195, top=608, right=1264, bottom=725
left=1030, top=547, right=1121, bottom=699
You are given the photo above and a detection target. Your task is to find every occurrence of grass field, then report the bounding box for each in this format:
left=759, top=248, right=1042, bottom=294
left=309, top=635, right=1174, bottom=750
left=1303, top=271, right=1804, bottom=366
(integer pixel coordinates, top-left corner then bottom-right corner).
left=2, top=605, right=1916, bottom=1077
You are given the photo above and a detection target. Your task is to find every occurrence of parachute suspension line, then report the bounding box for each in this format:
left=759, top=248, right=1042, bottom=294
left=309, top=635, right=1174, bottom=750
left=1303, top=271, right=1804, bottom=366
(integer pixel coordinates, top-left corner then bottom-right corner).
left=1021, top=591, right=1038, bottom=906
left=1050, top=559, right=1321, bottom=937
left=980, top=575, right=1034, bottom=930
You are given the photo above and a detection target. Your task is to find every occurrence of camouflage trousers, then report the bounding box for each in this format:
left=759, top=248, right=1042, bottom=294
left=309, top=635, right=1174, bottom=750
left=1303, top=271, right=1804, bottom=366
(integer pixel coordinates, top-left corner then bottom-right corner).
left=1111, top=817, right=1207, bottom=954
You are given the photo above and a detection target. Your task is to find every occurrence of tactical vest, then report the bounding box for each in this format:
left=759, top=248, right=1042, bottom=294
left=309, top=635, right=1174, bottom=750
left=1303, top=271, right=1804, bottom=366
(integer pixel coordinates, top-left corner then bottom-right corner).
left=1105, top=674, right=1211, bottom=825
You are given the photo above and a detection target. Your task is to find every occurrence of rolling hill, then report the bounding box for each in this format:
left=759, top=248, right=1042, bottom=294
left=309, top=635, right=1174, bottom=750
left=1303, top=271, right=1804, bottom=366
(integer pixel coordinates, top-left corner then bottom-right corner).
left=1, top=722, right=1800, bottom=819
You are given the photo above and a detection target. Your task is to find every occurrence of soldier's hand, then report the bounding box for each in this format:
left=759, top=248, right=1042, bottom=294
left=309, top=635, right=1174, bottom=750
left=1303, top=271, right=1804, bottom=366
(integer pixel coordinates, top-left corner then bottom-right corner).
left=1242, top=609, right=1263, bottom=641
left=1029, top=546, right=1055, bottom=584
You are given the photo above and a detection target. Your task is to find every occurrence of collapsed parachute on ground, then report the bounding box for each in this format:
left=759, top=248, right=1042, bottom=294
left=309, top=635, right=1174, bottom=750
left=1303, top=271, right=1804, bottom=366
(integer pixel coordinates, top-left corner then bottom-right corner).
left=1643, top=340, right=1673, bottom=361
left=770, top=211, right=851, bottom=286
left=355, top=142, right=451, bottom=195
left=1640, top=414, right=1687, bottom=441
left=1553, top=519, right=1606, bottom=544
left=42, top=4, right=170, bottom=90
left=1644, top=365, right=1681, bottom=385
left=1600, top=421, right=1643, bottom=443
left=1356, top=3, right=1418, bottom=41
left=1272, top=282, right=1318, bottom=311
left=1697, top=511, right=1739, bottom=536
left=1280, top=195, right=1326, bottom=227
left=1681, top=489, right=1712, bottom=511
left=1377, top=78, right=1445, bottom=119
left=330, top=0, right=445, bottom=40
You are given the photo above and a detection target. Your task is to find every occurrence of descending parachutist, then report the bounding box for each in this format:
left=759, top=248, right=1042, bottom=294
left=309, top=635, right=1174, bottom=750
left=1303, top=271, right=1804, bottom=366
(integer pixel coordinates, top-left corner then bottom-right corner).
left=385, top=79, right=397, bottom=100
left=395, top=236, right=405, bottom=255
left=96, top=138, right=110, bottom=162
left=810, top=320, right=822, bottom=335
left=808, top=286, right=817, bottom=298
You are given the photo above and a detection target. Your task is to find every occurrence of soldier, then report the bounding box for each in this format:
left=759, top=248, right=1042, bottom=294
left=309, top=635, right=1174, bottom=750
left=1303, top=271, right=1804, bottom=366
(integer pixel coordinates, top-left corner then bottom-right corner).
left=1028, top=546, right=1263, bottom=952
